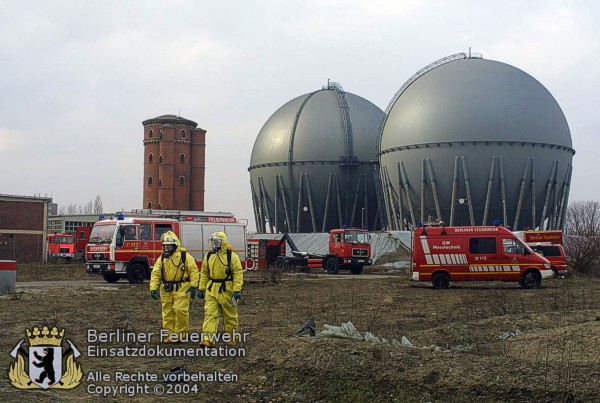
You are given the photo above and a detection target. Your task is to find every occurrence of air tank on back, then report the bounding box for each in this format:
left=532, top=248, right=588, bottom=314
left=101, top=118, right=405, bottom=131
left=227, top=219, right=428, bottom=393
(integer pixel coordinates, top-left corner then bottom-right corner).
left=249, top=82, right=384, bottom=233
left=379, top=53, right=575, bottom=231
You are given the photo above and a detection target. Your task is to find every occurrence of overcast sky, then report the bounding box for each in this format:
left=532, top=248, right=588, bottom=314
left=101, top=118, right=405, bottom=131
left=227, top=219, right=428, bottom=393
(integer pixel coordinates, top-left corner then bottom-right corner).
left=1, top=1, right=598, bottom=231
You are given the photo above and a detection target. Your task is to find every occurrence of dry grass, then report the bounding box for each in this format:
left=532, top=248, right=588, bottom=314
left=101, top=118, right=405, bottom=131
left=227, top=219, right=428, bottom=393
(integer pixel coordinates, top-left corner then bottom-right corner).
left=2, top=265, right=600, bottom=402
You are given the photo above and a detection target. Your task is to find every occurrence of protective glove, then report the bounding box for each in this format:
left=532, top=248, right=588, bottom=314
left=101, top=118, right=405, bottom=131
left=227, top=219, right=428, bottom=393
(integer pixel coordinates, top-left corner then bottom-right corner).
left=150, top=290, right=159, bottom=300
left=232, top=291, right=241, bottom=301
left=187, top=286, right=197, bottom=299
left=197, top=290, right=205, bottom=300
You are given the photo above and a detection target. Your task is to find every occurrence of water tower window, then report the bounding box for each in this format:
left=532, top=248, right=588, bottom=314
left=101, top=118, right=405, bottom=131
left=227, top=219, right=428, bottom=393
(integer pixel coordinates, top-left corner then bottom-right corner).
left=148, top=153, right=153, bottom=163
left=147, top=201, right=152, bottom=209
left=159, top=131, right=164, bottom=140
left=179, top=176, right=185, bottom=186
left=181, top=130, right=186, bottom=139
left=158, top=178, right=163, bottom=187
left=179, top=153, right=185, bottom=163
left=159, top=155, right=163, bottom=163
left=147, top=176, right=153, bottom=186
left=158, top=203, right=162, bottom=209
left=149, top=129, right=154, bottom=138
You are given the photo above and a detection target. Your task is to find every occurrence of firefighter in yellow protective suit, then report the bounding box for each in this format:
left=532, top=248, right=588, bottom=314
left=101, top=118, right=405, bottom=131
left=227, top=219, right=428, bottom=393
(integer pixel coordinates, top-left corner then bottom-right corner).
left=198, top=231, right=243, bottom=347
left=150, top=231, right=199, bottom=343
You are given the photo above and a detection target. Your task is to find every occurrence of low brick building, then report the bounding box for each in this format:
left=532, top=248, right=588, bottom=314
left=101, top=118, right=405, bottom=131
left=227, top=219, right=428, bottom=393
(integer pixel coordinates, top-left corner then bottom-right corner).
left=0, top=194, right=51, bottom=262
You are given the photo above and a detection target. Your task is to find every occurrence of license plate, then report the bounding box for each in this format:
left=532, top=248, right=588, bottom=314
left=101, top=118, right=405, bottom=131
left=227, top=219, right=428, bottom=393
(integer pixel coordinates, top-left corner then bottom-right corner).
left=357, top=260, right=365, bottom=263
left=93, top=265, right=100, bottom=269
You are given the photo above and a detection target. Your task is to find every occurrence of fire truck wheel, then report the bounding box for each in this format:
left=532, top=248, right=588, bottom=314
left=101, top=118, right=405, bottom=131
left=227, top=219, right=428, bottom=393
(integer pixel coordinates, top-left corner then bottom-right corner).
left=325, top=258, right=339, bottom=275
left=127, top=263, right=147, bottom=284
left=103, top=272, right=120, bottom=283
left=432, top=272, right=450, bottom=289
left=521, top=270, right=541, bottom=289
left=350, top=265, right=363, bottom=275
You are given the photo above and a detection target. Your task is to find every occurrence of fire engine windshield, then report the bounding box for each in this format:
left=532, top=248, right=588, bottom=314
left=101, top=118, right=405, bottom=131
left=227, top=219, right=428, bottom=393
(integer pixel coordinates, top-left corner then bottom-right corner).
left=89, top=225, right=116, bottom=244
left=344, top=231, right=371, bottom=244
left=49, top=236, right=74, bottom=244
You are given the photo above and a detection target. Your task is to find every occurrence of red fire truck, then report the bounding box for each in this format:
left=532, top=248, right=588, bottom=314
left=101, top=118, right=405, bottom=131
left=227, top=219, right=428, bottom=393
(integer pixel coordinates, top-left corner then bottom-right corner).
left=85, top=212, right=247, bottom=283
left=516, top=230, right=567, bottom=278
left=47, top=233, right=75, bottom=262
left=411, top=225, right=553, bottom=289
left=247, top=228, right=372, bottom=274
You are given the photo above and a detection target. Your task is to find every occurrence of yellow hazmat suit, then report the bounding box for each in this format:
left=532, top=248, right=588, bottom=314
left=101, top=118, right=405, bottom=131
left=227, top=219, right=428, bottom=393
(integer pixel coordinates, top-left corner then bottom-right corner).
left=150, top=231, right=199, bottom=342
left=199, top=231, right=243, bottom=346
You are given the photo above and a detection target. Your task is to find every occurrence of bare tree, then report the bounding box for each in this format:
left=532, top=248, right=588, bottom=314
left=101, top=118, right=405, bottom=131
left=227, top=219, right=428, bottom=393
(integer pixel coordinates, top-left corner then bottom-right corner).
left=563, top=200, right=600, bottom=275
left=94, top=195, right=103, bottom=214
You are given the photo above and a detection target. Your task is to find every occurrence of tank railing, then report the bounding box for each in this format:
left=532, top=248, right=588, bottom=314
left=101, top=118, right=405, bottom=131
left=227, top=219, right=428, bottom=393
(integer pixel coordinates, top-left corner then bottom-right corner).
left=326, top=81, right=354, bottom=158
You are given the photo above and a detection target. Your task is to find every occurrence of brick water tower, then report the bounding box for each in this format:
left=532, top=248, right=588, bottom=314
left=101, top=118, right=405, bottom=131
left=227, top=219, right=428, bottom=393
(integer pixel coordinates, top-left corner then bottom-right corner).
left=142, top=115, right=206, bottom=210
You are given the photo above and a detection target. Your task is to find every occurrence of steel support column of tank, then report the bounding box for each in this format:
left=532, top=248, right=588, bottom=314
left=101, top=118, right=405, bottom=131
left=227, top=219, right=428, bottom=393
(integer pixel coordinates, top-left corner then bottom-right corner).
left=380, top=149, right=573, bottom=231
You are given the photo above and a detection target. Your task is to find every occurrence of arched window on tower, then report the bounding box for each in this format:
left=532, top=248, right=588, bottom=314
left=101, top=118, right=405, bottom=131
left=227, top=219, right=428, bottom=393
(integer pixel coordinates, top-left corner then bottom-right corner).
left=179, top=153, right=185, bottom=163
left=159, top=155, right=163, bottom=163
left=148, top=176, right=153, bottom=186
left=179, top=176, right=185, bottom=186
left=159, top=131, right=164, bottom=140
left=158, top=203, right=162, bottom=209
left=181, top=129, right=186, bottom=139
left=148, top=153, right=153, bottom=163
left=149, top=129, right=153, bottom=138
left=147, top=201, right=152, bottom=209
left=158, top=178, right=163, bottom=187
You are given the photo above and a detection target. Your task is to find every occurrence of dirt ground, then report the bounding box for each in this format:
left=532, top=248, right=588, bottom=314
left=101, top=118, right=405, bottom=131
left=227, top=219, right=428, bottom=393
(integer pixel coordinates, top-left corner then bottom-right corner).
left=1, top=263, right=600, bottom=402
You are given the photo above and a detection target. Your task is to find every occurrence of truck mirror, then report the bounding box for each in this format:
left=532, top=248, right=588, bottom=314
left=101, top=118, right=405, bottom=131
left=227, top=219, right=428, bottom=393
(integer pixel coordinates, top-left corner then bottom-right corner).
left=116, top=227, right=125, bottom=247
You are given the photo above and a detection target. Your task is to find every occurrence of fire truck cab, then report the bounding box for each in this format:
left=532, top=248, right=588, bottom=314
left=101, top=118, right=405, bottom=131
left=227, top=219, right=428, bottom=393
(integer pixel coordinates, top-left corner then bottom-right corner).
left=411, top=225, right=553, bottom=289
left=46, top=233, right=75, bottom=262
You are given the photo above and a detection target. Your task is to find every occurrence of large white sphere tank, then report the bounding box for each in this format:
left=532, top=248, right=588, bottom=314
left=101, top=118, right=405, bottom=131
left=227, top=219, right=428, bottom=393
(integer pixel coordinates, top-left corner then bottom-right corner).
left=249, top=83, right=384, bottom=233
left=379, top=54, right=574, bottom=230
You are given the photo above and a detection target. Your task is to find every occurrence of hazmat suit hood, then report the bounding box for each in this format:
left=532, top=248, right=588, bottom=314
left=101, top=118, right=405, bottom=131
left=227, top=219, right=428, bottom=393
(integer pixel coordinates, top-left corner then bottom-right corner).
left=210, top=231, right=232, bottom=252
left=161, top=231, right=182, bottom=253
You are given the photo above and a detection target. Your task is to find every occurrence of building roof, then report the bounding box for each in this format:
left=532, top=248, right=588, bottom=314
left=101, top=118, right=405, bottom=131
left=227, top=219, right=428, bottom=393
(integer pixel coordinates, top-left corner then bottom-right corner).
left=142, top=114, right=198, bottom=128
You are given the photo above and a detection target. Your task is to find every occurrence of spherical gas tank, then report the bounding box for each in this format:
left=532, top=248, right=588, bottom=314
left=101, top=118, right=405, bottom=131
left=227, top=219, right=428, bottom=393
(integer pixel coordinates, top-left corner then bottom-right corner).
left=249, top=83, right=384, bottom=233
left=379, top=55, right=574, bottom=230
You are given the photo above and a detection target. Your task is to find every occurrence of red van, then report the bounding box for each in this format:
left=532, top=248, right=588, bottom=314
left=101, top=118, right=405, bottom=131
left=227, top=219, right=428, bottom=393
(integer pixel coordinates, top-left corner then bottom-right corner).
left=411, top=225, right=553, bottom=289
left=530, top=243, right=567, bottom=278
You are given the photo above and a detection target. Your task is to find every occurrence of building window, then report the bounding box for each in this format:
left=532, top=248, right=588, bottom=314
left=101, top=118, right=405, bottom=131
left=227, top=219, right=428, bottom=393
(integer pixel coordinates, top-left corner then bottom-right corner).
left=181, top=129, right=186, bottom=139
left=149, top=129, right=153, bottom=138
left=148, top=176, right=153, bottom=186
left=179, top=176, right=185, bottom=186
left=179, top=153, right=185, bottom=163
left=148, top=153, right=153, bottom=163
left=158, top=203, right=162, bottom=209
left=159, top=155, right=163, bottom=163
left=158, top=178, right=163, bottom=187
left=159, top=131, right=164, bottom=140
left=147, top=201, right=152, bottom=209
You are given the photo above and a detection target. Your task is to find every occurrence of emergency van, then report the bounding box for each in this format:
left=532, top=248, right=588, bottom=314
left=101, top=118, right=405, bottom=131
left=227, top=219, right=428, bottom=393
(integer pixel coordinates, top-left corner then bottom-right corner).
left=411, top=225, right=553, bottom=289
left=515, top=230, right=567, bottom=278
left=85, top=213, right=246, bottom=284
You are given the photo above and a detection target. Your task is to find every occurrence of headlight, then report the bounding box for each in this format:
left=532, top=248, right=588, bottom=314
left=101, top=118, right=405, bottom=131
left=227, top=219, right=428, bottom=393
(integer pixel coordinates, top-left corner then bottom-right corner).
left=544, top=263, right=551, bottom=269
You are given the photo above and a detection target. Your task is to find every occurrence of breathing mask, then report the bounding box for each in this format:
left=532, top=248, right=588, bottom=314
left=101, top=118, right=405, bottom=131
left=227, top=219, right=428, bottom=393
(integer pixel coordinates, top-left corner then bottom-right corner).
left=210, top=234, right=223, bottom=252
left=162, top=234, right=177, bottom=258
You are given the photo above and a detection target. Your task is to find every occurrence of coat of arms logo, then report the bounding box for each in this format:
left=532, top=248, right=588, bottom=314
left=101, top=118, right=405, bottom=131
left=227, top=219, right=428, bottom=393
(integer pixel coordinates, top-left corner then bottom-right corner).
left=8, top=326, right=82, bottom=389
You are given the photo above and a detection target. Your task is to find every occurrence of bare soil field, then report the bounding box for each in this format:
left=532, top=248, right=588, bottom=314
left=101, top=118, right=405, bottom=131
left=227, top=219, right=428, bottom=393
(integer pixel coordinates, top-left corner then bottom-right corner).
left=1, top=263, right=599, bottom=402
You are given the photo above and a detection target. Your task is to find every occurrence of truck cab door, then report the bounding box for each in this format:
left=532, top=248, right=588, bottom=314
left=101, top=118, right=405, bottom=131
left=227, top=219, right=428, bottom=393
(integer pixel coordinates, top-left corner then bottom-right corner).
left=500, top=237, right=526, bottom=280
